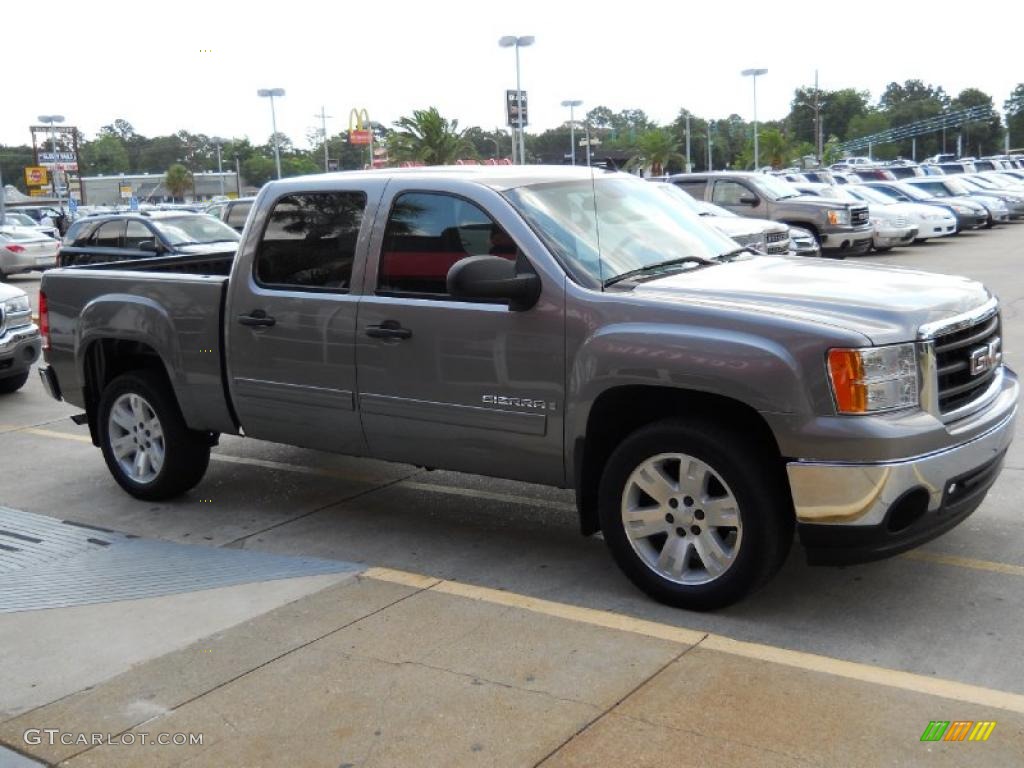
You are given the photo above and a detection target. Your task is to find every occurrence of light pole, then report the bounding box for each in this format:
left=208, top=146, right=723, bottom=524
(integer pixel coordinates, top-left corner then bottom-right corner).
left=499, top=35, right=534, bottom=165
left=315, top=106, right=333, bottom=172
left=211, top=137, right=226, bottom=196
left=38, top=114, right=65, bottom=212
left=561, top=99, right=583, bottom=165
left=741, top=68, right=768, bottom=170
left=257, top=88, right=286, bottom=179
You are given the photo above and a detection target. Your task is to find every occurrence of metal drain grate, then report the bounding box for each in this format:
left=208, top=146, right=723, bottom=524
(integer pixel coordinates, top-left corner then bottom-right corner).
left=0, top=507, right=360, bottom=613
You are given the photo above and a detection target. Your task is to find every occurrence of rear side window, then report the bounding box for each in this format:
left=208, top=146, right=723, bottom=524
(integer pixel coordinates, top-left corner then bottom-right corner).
left=377, top=192, right=516, bottom=298
left=92, top=220, right=125, bottom=248
left=254, top=192, right=365, bottom=291
left=227, top=201, right=252, bottom=229
left=673, top=180, right=706, bottom=198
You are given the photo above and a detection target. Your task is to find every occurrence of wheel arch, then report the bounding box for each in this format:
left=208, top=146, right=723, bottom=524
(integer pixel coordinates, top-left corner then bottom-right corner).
left=573, top=385, right=787, bottom=536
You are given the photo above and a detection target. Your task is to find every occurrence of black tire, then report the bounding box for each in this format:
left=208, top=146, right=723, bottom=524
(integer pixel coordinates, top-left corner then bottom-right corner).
left=873, top=246, right=892, bottom=253
left=598, top=419, right=793, bottom=611
left=98, top=370, right=210, bottom=500
left=0, top=370, right=30, bottom=394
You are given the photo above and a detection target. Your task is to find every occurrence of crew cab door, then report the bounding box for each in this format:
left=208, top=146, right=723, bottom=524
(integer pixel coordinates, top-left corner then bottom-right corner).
left=711, top=179, right=764, bottom=216
left=225, top=181, right=383, bottom=453
left=356, top=182, right=566, bottom=485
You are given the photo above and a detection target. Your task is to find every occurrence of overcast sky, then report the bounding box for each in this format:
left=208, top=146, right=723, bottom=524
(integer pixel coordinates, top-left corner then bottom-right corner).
left=5, top=0, right=1023, bottom=149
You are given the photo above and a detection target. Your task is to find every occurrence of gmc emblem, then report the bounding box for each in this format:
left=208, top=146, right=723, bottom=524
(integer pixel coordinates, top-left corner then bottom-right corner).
left=969, top=339, right=1002, bottom=376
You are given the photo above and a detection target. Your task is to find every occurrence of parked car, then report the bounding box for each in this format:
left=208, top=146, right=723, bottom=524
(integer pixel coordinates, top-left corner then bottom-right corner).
left=792, top=183, right=917, bottom=252
left=0, top=281, right=40, bottom=393
left=652, top=183, right=791, bottom=254
left=958, top=176, right=1024, bottom=217
left=204, top=197, right=256, bottom=233
left=59, top=212, right=241, bottom=267
left=665, top=171, right=873, bottom=256
left=0, top=227, right=59, bottom=279
left=2, top=212, right=59, bottom=239
left=37, top=166, right=1018, bottom=610
left=861, top=180, right=989, bottom=231
left=787, top=225, right=821, bottom=257
left=904, top=177, right=1012, bottom=226
left=846, top=185, right=957, bottom=241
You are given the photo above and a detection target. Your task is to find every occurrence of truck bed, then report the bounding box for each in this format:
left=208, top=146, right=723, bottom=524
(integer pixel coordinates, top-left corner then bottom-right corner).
left=41, top=265, right=237, bottom=435
left=58, top=252, right=234, bottom=275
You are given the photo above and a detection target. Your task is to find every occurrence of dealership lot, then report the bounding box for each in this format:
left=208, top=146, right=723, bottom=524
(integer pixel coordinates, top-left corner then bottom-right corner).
left=2, top=225, right=1024, bottom=765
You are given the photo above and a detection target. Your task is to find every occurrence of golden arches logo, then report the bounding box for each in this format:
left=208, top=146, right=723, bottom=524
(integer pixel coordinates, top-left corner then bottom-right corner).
left=348, top=108, right=370, bottom=132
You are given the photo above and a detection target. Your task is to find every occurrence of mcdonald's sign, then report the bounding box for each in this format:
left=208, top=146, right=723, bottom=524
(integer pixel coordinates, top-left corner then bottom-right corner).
left=349, top=108, right=372, bottom=145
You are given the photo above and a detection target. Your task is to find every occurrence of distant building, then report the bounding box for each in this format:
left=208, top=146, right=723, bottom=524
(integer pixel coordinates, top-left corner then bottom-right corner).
left=79, top=171, right=242, bottom=205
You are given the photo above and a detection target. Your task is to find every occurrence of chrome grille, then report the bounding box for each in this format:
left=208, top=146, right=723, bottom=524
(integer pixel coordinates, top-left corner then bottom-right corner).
left=851, top=206, right=870, bottom=226
left=766, top=231, right=787, bottom=243
left=933, top=313, right=1001, bottom=415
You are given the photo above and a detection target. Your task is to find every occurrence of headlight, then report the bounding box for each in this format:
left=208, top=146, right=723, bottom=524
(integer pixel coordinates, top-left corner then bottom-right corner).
left=952, top=205, right=971, bottom=214
left=826, top=209, right=850, bottom=226
left=2, top=295, right=30, bottom=314
left=827, top=344, right=919, bottom=414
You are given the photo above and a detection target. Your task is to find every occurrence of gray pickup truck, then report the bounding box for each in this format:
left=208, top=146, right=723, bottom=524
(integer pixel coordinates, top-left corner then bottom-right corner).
left=667, top=171, right=874, bottom=256
left=37, top=166, right=1017, bottom=609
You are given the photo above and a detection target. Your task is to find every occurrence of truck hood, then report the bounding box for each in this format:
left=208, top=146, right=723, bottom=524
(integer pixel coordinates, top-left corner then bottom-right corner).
left=631, top=255, right=990, bottom=344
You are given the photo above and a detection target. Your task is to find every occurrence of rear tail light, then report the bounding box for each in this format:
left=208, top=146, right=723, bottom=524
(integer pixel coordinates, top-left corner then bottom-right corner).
left=39, top=290, right=50, bottom=351
left=5, top=244, right=26, bottom=253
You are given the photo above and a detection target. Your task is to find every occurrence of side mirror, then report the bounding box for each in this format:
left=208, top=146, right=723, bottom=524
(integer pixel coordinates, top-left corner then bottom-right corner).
left=739, top=194, right=760, bottom=206
left=447, top=255, right=541, bottom=312
left=139, top=240, right=161, bottom=253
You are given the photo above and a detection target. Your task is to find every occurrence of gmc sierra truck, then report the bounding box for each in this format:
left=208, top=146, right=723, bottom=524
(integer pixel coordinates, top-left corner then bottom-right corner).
left=667, top=171, right=874, bottom=256
left=37, top=167, right=1017, bottom=610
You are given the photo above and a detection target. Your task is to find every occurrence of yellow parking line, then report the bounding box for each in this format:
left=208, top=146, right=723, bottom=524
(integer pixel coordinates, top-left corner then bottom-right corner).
left=11, top=425, right=1021, bottom=576
left=365, top=566, right=1024, bottom=715
left=902, top=549, right=1024, bottom=578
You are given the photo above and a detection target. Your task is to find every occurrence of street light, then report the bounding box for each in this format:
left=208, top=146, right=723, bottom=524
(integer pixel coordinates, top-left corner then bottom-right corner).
left=211, top=136, right=226, bottom=196
left=499, top=35, right=534, bottom=165
left=740, top=68, right=768, bottom=170
left=561, top=100, right=583, bottom=165
left=257, top=88, right=286, bottom=179
left=38, top=114, right=65, bottom=211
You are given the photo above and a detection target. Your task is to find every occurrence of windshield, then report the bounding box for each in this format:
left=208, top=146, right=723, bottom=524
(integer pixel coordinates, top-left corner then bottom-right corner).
left=895, top=182, right=940, bottom=201
left=152, top=216, right=241, bottom=246
left=3, top=213, right=37, bottom=227
left=941, top=178, right=975, bottom=195
left=849, top=185, right=896, bottom=205
left=506, top=177, right=744, bottom=288
left=750, top=175, right=802, bottom=200
left=697, top=200, right=738, bottom=218
left=653, top=183, right=704, bottom=215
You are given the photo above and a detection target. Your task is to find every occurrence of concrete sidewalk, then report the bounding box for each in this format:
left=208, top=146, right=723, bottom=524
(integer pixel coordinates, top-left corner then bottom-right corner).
left=2, top=568, right=1022, bottom=768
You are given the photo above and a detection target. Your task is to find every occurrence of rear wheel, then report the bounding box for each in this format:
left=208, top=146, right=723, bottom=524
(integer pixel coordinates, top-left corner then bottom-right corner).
left=598, top=419, right=792, bottom=610
left=98, top=371, right=210, bottom=500
left=0, top=371, right=29, bottom=394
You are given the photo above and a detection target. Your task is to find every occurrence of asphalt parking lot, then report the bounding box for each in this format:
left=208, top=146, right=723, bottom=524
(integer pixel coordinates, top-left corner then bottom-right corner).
left=2, top=226, right=1024, bottom=766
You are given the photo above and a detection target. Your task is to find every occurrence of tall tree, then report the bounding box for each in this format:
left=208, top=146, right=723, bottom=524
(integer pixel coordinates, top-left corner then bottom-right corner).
left=80, top=134, right=129, bottom=174
left=389, top=107, right=473, bottom=165
left=951, top=88, right=1002, bottom=157
left=626, top=129, right=685, bottom=176
left=1006, top=84, right=1024, bottom=151
left=163, top=163, right=192, bottom=201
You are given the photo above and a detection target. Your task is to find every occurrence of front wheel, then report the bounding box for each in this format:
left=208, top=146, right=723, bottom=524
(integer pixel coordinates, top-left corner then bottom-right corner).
left=598, top=420, right=792, bottom=610
left=0, top=371, right=30, bottom=394
left=98, top=371, right=210, bottom=500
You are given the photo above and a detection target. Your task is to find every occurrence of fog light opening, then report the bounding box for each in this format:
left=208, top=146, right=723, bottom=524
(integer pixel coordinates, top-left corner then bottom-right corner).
left=887, top=488, right=929, bottom=533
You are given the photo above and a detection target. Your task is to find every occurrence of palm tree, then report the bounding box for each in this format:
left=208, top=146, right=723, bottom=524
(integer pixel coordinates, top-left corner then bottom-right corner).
left=164, top=163, right=193, bottom=201
left=758, top=127, right=791, bottom=169
left=389, top=107, right=474, bottom=165
left=626, top=129, right=685, bottom=176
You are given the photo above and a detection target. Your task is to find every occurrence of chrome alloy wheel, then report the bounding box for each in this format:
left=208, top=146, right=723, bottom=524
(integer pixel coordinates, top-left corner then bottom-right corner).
left=107, top=393, right=165, bottom=484
left=621, top=452, right=743, bottom=586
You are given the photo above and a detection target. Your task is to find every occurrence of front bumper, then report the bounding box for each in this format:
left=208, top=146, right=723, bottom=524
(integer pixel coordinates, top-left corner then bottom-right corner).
left=873, top=225, right=918, bottom=248
left=953, top=211, right=988, bottom=230
left=788, top=379, right=1017, bottom=565
left=0, top=324, right=41, bottom=377
left=819, top=230, right=872, bottom=254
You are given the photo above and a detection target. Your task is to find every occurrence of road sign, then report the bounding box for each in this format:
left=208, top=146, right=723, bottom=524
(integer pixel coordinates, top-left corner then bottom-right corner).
left=349, top=130, right=372, bottom=145
left=119, top=183, right=133, bottom=200
left=68, top=198, right=78, bottom=214
left=129, top=196, right=139, bottom=211
left=506, top=90, right=528, bottom=127
left=24, top=166, right=48, bottom=186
